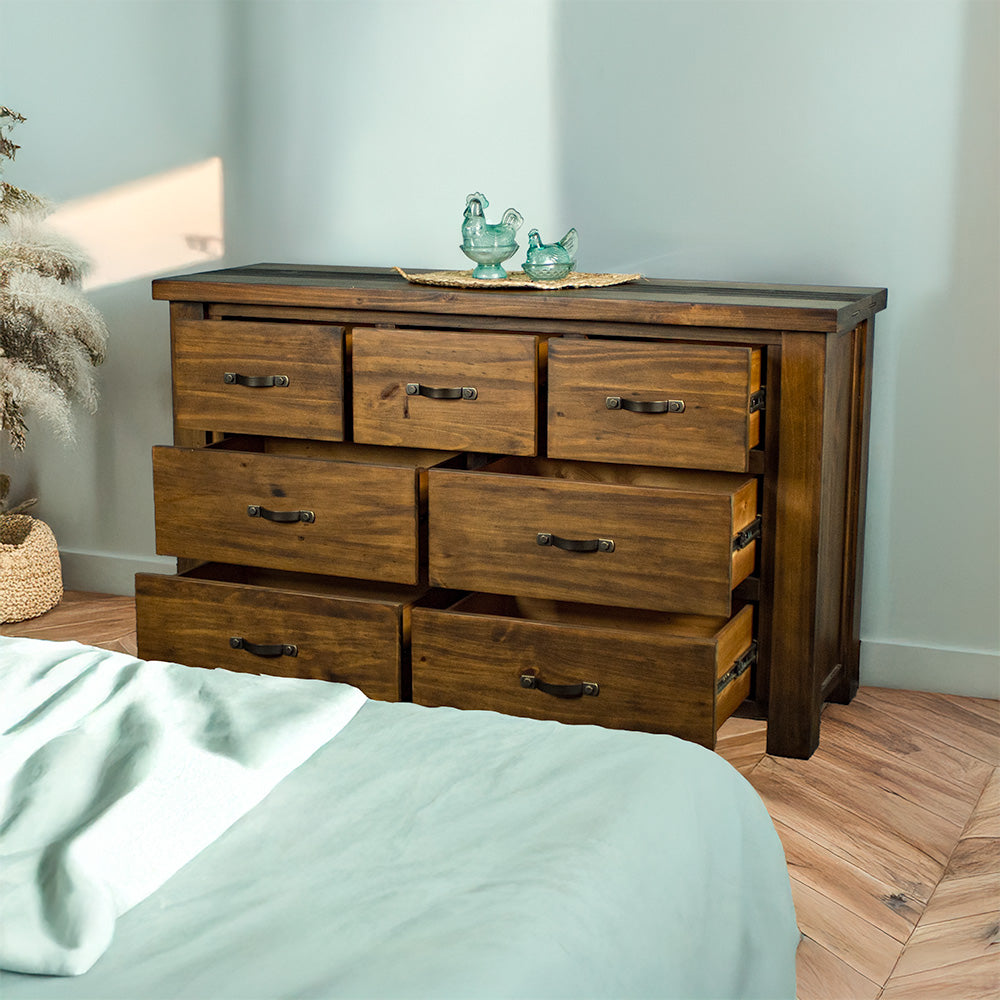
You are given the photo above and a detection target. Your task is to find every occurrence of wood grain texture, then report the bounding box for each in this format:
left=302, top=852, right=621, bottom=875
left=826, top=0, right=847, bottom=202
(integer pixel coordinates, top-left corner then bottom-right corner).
left=172, top=319, right=345, bottom=441
left=427, top=458, right=756, bottom=615
left=547, top=339, right=760, bottom=471
left=152, top=440, right=426, bottom=584
left=152, top=264, right=888, bottom=333
left=411, top=597, right=753, bottom=746
left=135, top=571, right=416, bottom=701
left=352, top=327, right=538, bottom=454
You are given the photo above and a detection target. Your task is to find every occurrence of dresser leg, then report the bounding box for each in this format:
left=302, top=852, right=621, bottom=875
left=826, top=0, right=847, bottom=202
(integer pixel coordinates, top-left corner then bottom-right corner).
left=766, top=331, right=855, bottom=758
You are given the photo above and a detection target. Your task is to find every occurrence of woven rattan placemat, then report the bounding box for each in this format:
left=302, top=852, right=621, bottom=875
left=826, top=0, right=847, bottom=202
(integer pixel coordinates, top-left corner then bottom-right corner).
left=395, top=267, right=641, bottom=291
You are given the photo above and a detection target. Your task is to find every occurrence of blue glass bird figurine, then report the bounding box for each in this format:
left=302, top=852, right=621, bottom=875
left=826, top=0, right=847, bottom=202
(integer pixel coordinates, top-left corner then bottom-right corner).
left=460, top=192, right=524, bottom=279
left=522, top=227, right=578, bottom=281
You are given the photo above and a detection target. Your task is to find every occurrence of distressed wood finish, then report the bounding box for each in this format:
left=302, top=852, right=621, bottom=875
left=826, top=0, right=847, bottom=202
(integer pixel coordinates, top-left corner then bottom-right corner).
left=411, top=596, right=753, bottom=746
left=135, top=568, right=424, bottom=701
left=427, top=458, right=757, bottom=616
left=172, top=319, right=345, bottom=441
left=548, top=339, right=761, bottom=471
left=352, top=327, right=538, bottom=454
left=147, top=264, right=888, bottom=757
left=153, top=263, right=887, bottom=333
left=152, top=438, right=438, bottom=585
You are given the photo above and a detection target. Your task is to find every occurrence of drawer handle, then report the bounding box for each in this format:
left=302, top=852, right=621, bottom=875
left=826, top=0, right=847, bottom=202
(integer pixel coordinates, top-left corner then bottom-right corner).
left=247, top=505, right=316, bottom=524
left=520, top=673, right=599, bottom=699
left=230, top=636, right=298, bottom=658
left=405, top=382, right=478, bottom=400
left=223, top=372, right=290, bottom=388
left=537, top=532, right=615, bottom=553
left=606, top=396, right=685, bottom=413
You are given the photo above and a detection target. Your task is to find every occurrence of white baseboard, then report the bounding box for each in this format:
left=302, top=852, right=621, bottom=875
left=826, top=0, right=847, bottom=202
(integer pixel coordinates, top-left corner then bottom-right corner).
left=57, top=549, right=175, bottom=596
left=860, top=639, right=1000, bottom=700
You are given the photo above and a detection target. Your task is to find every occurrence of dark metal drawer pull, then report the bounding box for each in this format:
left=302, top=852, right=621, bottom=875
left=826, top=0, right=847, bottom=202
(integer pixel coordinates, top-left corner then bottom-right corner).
left=230, top=636, right=298, bottom=658
left=405, top=382, right=478, bottom=400
left=223, top=373, right=290, bottom=388
left=732, top=515, right=762, bottom=551
left=606, top=396, right=685, bottom=413
left=247, top=505, right=315, bottom=524
left=521, top=673, right=599, bottom=699
left=537, top=532, right=615, bottom=553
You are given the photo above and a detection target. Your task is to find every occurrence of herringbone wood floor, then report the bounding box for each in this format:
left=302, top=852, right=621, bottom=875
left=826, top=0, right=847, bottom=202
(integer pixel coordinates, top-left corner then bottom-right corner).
left=4, top=592, right=998, bottom=999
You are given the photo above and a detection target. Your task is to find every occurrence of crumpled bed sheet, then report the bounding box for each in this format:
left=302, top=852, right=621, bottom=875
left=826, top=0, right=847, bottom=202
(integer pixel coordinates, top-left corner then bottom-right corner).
left=0, top=636, right=798, bottom=999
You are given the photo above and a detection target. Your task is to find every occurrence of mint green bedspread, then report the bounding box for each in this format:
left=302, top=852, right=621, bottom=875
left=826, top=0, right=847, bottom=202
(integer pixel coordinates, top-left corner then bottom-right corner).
left=2, top=678, right=797, bottom=998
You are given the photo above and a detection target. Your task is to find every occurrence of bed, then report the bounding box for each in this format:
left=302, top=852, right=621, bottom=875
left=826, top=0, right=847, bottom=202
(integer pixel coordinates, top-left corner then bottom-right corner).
left=0, top=636, right=798, bottom=999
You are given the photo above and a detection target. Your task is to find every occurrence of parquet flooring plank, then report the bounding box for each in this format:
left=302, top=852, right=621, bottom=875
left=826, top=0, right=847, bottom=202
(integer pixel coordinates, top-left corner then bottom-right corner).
left=879, top=953, right=1000, bottom=999
left=789, top=877, right=903, bottom=984
left=821, top=698, right=994, bottom=795
left=773, top=818, right=921, bottom=942
left=750, top=758, right=944, bottom=902
left=713, top=716, right=767, bottom=775
left=887, top=909, right=1000, bottom=979
left=794, top=935, right=881, bottom=1000
left=766, top=754, right=962, bottom=870
left=855, top=687, right=1000, bottom=765
left=938, top=692, right=1000, bottom=726
left=963, top=769, right=999, bottom=840
left=946, top=837, right=1000, bottom=878
left=814, top=720, right=986, bottom=825
left=920, top=871, right=1000, bottom=926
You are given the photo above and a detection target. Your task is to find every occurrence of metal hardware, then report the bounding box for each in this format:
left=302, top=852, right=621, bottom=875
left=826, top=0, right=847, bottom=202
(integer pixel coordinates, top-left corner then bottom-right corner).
left=749, top=388, right=766, bottom=413
left=717, top=641, right=757, bottom=692
left=520, top=673, right=600, bottom=699
left=405, top=382, right=477, bottom=400
left=247, top=505, right=315, bottom=524
left=606, top=396, right=685, bottom=413
left=223, top=373, right=290, bottom=388
left=537, top=532, right=615, bottom=553
left=732, top=515, right=762, bottom=552
left=230, top=636, right=298, bottom=658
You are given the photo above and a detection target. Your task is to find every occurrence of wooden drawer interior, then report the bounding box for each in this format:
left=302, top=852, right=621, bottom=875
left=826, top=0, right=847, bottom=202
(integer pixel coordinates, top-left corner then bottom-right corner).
left=172, top=319, right=345, bottom=440
left=428, top=457, right=758, bottom=616
left=411, top=593, right=755, bottom=746
left=351, top=327, right=539, bottom=455
left=547, top=338, right=761, bottom=472
left=135, top=564, right=444, bottom=701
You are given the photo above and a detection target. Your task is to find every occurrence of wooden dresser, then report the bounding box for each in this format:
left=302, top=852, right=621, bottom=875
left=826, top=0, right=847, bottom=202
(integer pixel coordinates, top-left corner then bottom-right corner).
left=136, top=264, right=886, bottom=759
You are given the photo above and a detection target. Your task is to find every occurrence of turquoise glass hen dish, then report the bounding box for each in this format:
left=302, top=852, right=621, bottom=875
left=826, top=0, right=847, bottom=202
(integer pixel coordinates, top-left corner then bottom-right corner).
left=523, top=228, right=578, bottom=281
left=460, top=192, right=524, bottom=279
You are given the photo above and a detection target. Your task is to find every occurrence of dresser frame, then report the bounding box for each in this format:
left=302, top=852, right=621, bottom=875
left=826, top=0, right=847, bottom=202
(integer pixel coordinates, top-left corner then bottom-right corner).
left=150, top=264, right=887, bottom=759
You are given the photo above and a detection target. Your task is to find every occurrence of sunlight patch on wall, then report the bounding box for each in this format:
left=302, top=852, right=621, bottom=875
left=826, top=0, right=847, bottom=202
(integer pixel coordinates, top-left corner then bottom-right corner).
left=48, top=158, right=224, bottom=291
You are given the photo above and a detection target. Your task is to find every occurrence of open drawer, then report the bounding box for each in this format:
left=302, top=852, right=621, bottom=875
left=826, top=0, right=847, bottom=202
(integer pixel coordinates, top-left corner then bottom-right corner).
left=135, top=563, right=445, bottom=701
left=171, top=318, right=346, bottom=440
left=428, top=457, right=759, bottom=616
left=411, top=594, right=755, bottom=747
left=153, top=437, right=459, bottom=585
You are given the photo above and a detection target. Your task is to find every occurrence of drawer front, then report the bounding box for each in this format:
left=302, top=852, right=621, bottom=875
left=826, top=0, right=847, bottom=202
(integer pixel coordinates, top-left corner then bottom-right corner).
left=352, top=328, right=538, bottom=454
left=152, top=443, right=423, bottom=584
left=172, top=319, right=345, bottom=440
left=427, top=459, right=758, bottom=616
left=548, top=339, right=761, bottom=471
left=411, top=597, right=754, bottom=746
left=135, top=569, right=415, bottom=700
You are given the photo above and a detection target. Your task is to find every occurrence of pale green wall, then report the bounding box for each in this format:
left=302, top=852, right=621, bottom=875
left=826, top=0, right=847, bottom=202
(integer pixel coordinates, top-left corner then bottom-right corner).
left=1, top=0, right=997, bottom=697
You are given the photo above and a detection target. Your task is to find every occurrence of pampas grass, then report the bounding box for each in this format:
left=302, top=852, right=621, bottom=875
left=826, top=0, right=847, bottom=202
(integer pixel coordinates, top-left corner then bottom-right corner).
left=0, top=106, right=107, bottom=451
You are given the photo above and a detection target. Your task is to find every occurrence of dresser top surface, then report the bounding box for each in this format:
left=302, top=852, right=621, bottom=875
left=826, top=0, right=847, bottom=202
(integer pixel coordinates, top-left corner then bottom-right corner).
left=152, top=263, right=888, bottom=333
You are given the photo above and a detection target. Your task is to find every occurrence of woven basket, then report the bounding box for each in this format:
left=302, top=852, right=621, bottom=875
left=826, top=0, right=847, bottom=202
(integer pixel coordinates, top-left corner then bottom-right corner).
left=0, top=514, right=63, bottom=624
